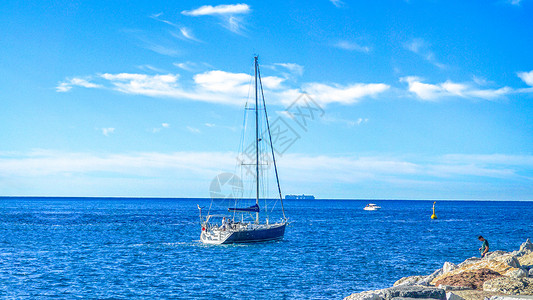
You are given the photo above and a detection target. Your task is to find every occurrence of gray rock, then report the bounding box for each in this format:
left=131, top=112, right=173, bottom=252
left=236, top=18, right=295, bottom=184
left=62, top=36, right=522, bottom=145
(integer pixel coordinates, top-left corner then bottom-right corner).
left=483, top=277, right=533, bottom=295
left=442, top=262, right=457, bottom=274
left=490, top=296, right=533, bottom=300
left=381, top=285, right=446, bottom=300
left=394, top=275, right=430, bottom=287
left=445, top=292, right=465, bottom=300
left=519, top=239, right=533, bottom=254
left=508, top=269, right=528, bottom=279
left=529, top=269, right=533, bottom=278
left=505, top=256, right=523, bottom=269
left=345, top=286, right=446, bottom=300
left=485, top=251, right=509, bottom=260
left=424, top=268, right=444, bottom=283
left=344, top=291, right=384, bottom=300
left=458, top=257, right=482, bottom=267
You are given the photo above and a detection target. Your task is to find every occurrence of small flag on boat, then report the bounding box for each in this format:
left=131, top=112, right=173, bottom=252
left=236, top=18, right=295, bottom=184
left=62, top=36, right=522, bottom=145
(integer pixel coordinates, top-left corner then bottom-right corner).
left=197, top=204, right=201, bottom=210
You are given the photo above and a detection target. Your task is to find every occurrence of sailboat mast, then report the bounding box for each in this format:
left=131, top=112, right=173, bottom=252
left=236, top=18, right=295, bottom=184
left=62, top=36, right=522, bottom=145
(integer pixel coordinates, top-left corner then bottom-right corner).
left=254, top=56, right=259, bottom=224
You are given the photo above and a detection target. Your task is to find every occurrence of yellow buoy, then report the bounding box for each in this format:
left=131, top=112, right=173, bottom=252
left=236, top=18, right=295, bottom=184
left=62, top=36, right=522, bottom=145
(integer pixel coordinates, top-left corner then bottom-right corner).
left=431, top=201, right=437, bottom=219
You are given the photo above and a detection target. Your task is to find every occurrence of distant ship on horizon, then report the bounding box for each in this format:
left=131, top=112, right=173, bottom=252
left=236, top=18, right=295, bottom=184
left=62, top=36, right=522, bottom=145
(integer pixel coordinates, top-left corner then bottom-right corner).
left=285, top=194, right=315, bottom=200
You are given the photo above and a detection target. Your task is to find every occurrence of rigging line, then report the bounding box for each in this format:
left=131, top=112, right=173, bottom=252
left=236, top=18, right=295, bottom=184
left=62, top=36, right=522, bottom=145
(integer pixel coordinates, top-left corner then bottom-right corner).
left=257, top=58, right=287, bottom=220
left=254, top=56, right=260, bottom=224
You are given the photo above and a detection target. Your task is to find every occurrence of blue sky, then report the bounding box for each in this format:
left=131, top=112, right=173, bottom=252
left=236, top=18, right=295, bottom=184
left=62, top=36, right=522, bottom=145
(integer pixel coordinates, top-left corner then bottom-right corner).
left=1, top=0, right=532, bottom=199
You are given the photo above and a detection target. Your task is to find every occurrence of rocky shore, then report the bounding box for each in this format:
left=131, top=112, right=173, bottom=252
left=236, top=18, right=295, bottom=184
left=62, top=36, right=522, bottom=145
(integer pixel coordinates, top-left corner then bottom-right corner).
left=345, top=239, right=533, bottom=300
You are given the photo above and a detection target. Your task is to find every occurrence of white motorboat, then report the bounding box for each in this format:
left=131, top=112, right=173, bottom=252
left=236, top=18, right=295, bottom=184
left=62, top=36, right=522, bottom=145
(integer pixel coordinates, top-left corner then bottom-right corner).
left=364, top=203, right=381, bottom=211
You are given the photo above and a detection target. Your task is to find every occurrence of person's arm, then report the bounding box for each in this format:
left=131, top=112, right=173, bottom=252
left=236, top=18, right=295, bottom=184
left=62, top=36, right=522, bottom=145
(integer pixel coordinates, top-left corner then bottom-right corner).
left=482, top=243, right=489, bottom=256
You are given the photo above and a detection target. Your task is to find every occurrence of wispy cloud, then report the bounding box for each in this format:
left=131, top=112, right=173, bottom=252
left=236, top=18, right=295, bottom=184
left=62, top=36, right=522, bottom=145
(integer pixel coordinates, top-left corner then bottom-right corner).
left=169, top=27, right=203, bottom=43
left=333, top=40, right=371, bottom=53
left=173, top=61, right=212, bottom=72
left=56, top=77, right=102, bottom=92
left=400, top=76, right=514, bottom=101
left=144, top=43, right=180, bottom=56
left=404, top=38, right=446, bottom=69
left=321, top=115, right=369, bottom=127
left=101, top=128, right=115, bottom=136
left=509, top=0, right=521, bottom=5
left=181, top=4, right=250, bottom=16
left=301, top=82, right=389, bottom=105
left=152, top=123, right=170, bottom=133
left=59, top=66, right=389, bottom=107
left=137, top=65, right=167, bottom=73
left=186, top=126, right=201, bottom=134
left=329, top=0, right=344, bottom=8
left=181, top=4, right=251, bottom=34
left=274, top=63, right=304, bottom=77
left=150, top=12, right=176, bottom=26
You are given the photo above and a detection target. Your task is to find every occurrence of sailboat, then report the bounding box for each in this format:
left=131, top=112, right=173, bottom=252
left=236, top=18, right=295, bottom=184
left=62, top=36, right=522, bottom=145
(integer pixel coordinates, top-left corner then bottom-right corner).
left=199, top=56, right=288, bottom=244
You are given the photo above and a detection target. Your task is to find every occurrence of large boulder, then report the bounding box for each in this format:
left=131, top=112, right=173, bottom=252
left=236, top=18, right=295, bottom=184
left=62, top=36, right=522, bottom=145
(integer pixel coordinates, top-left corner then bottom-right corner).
left=380, top=285, right=446, bottom=299
left=493, top=255, right=521, bottom=269
left=507, top=269, right=527, bottom=279
left=443, top=262, right=458, bottom=274
left=394, top=268, right=443, bottom=287
left=394, top=275, right=429, bottom=287
left=445, top=292, right=465, bottom=300
left=434, top=268, right=502, bottom=290
left=458, top=257, right=482, bottom=267
left=485, top=251, right=510, bottom=260
left=344, top=285, right=446, bottom=300
left=483, top=277, right=533, bottom=295
left=431, top=259, right=521, bottom=285
left=518, top=252, right=533, bottom=268
left=344, top=290, right=384, bottom=300
left=519, top=239, right=533, bottom=254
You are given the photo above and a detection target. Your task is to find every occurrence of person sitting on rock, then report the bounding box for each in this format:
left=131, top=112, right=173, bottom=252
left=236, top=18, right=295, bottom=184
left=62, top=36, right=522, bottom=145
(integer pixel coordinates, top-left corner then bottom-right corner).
left=478, top=235, right=489, bottom=257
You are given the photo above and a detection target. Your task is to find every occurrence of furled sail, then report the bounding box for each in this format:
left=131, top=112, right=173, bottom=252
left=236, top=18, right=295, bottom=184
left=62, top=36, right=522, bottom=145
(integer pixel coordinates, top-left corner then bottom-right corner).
left=228, top=204, right=260, bottom=213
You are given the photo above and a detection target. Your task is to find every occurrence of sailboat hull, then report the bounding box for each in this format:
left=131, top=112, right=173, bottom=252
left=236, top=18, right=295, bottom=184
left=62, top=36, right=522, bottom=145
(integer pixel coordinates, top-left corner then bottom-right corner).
left=201, top=223, right=286, bottom=245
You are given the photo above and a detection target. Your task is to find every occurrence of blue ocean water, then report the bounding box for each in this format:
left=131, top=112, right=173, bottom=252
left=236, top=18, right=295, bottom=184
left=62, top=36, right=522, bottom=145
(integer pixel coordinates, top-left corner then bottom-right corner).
left=0, top=198, right=532, bottom=299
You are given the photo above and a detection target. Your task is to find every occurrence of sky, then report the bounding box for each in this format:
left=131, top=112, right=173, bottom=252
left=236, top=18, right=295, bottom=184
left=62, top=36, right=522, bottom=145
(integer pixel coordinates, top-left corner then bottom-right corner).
left=1, top=0, right=532, bottom=199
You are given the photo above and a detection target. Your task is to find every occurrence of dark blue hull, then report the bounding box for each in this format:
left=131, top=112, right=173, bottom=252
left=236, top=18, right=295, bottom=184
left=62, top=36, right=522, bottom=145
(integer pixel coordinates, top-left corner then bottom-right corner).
left=222, top=223, right=286, bottom=244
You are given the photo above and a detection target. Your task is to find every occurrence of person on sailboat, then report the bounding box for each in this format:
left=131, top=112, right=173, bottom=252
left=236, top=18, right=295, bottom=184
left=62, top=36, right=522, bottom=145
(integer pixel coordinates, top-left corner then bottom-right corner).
left=221, top=217, right=227, bottom=231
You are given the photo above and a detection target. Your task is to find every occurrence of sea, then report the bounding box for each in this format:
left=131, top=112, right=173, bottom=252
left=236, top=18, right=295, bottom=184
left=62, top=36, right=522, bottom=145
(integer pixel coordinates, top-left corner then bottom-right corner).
left=0, top=197, right=532, bottom=299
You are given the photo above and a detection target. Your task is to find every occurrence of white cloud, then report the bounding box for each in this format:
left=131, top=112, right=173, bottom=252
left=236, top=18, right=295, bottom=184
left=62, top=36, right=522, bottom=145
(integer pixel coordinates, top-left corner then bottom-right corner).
left=518, top=70, right=533, bottom=86
left=137, top=65, right=166, bottom=73
left=186, top=126, right=201, bottom=134
left=181, top=4, right=251, bottom=34
left=404, top=38, right=446, bottom=69
left=205, top=123, right=215, bottom=127
left=101, top=128, right=115, bottom=136
left=330, top=0, right=344, bottom=7
left=181, top=4, right=250, bottom=16
left=152, top=123, right=170, bottom=133
left=333, top=40, right=371, bottom=53
left=150, top=12, right=176, bottom=26
left=274, top=63, right=304, bottom=77
left=173, top=61, right=212, bottom=72
left=401, top=76, right=513, bottom=101
left=58, top=67, right=390, bottom=106
left=510, top=0, right=521, bottom=5
left=301, top=82, right=390, bottom=105
left=321, top=115, right=369, bottom=127
left=56, top=77, right=102, bottom=92
left=171, top=27, right=202, bottom=42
